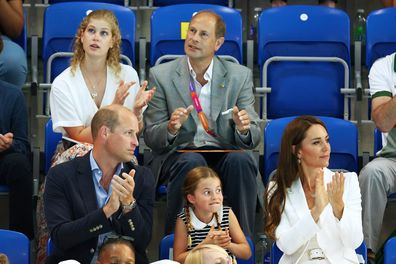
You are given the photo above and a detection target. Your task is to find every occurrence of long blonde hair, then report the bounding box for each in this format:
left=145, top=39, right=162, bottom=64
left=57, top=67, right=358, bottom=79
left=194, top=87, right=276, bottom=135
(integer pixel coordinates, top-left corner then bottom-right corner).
left=70, top=10, right=121, bottom=76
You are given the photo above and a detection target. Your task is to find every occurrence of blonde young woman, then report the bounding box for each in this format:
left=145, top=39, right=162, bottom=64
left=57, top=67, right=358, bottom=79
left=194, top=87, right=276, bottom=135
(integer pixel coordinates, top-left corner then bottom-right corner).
left=36, top=10, right=155, bottom=263
left=265, top=116, right=363, bottom=264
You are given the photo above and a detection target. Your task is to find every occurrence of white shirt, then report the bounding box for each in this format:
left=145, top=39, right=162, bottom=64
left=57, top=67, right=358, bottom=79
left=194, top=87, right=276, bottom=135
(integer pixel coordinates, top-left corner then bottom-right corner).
left=50, top=64, right=140, bottom=135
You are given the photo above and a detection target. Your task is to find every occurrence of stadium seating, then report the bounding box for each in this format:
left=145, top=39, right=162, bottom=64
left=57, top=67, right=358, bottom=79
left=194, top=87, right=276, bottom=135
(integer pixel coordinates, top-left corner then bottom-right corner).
left=366, top=7, right=396, bottom=70
left=152, top=0, right=232, bottom=7
left=150, top=3, right=242, bottom=66
left=263, top=116, right=358, bottom=184
left=257, top=5, right=353, bottom=121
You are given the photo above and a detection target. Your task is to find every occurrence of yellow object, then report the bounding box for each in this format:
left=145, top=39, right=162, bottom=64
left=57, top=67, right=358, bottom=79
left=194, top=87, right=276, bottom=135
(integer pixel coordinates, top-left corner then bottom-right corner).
left=181, top=22, right=190, bottom=39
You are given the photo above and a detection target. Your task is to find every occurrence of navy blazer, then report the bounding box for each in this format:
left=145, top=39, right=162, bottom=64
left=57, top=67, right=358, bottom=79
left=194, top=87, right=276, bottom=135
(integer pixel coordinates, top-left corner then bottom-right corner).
left=44, top=152, right=155, bottom=264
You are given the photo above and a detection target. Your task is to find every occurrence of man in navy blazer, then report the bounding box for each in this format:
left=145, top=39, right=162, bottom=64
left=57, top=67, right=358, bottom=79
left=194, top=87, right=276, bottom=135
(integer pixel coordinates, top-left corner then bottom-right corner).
left=44, top=105, right=155, bottom=264
left=144, top=10, right=261, bottom=236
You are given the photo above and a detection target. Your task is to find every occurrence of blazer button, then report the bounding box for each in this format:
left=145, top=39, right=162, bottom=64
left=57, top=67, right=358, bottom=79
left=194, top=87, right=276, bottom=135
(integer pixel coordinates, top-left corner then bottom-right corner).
left=90, top=248, right=95, bottom=254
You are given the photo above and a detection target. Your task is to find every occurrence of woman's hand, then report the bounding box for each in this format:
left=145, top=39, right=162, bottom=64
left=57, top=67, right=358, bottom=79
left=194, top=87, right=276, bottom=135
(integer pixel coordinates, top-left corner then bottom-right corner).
left=113, top=80, right=135, bottom=105
left=311, top=168, right=329, bottom=222
left=133, top=80, right=156, bottom=116
left=327, top=171, right=345, bottom=219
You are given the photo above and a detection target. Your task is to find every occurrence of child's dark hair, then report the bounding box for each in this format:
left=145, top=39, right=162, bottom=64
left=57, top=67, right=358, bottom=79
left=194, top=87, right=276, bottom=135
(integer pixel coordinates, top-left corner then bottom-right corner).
left=183, top=166, right=223, bottom=248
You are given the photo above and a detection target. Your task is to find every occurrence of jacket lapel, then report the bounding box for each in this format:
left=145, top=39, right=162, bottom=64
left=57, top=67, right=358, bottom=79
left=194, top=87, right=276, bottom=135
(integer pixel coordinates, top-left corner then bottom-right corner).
left=173, top=57, right=199, bottom=125
left=76, top=152, right=98, bottom=213
left=288, top=178, right=310, bottom=220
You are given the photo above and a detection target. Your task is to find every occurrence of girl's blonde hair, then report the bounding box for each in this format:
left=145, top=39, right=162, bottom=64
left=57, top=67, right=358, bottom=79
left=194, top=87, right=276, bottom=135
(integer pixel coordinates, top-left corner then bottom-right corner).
left=185, top=244, right=230, bottom=264
left=183, top=167, right=223, bottom=248
left=70, top=10, right=122, bottom=76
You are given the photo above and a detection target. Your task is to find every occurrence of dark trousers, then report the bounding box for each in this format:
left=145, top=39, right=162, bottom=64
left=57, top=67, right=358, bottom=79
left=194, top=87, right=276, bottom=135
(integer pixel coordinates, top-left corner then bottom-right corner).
left=0, top=152, right=34, bottom=239
left=162, top=151, right=258, bottom=237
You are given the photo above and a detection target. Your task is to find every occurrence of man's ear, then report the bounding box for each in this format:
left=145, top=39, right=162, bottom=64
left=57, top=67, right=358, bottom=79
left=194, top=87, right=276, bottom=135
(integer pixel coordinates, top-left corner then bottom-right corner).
left=214, top=37, right=224, bottom=52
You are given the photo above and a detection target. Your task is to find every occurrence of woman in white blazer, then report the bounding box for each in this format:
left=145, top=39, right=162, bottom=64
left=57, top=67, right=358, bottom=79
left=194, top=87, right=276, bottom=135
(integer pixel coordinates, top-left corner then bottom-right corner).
left=265, top=116, right=363, bottom=264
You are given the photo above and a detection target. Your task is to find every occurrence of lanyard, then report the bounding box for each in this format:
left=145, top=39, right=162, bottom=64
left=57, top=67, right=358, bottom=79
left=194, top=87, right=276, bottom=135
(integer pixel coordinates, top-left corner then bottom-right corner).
left=188, top=80, right=217, bottom=137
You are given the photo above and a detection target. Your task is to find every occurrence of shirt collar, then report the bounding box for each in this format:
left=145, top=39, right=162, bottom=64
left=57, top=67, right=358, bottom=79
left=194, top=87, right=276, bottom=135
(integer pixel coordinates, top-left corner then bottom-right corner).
left=89, top=151, right=124, bottom=179
left=187, top=57, right=214, bottom=82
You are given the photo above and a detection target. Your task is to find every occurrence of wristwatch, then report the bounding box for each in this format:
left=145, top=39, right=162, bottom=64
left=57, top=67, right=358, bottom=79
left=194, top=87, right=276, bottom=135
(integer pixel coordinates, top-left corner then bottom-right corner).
left=122, top=199, right=137, bottom=211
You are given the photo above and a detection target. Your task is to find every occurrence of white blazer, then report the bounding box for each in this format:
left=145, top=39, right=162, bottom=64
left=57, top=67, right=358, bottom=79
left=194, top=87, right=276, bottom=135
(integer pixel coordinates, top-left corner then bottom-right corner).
left=271, top=168, right=363, bottom=264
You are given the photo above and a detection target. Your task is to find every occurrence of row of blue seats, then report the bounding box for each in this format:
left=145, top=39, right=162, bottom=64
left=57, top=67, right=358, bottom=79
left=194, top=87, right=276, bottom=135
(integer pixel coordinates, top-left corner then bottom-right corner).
left=29, top=3, right=396, bottom=124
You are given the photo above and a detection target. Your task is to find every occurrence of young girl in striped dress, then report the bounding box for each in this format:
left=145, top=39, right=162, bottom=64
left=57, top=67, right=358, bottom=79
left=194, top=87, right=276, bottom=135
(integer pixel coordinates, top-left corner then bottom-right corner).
left=173, top=167, right=251, bottom=263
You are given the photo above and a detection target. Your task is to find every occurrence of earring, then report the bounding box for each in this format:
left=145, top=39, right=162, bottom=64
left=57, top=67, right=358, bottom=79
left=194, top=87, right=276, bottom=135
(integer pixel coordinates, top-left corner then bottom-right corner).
left=297, top=158, right=301, bottom=164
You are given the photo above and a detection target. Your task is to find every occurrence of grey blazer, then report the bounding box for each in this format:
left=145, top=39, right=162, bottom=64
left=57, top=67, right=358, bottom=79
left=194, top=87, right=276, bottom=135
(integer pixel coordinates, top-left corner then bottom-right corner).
left=143, top=56, right=261, bottom=183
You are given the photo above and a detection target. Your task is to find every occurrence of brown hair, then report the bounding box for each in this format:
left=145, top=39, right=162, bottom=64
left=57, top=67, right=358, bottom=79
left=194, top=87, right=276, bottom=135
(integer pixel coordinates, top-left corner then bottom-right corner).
left=91, top=105, right=131, bottom=140
left=192, top=10, right=226, bottom=39
left=183, top=167, right=223, bottom=248
left=264, top=116, right=327, bottom=240
left=70, top=10, right=122, bottom=76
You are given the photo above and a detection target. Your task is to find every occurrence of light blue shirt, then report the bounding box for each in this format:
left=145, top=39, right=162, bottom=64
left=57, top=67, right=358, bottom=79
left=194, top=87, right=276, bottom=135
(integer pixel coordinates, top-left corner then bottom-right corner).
left=89, top=151, right=123, bottom=264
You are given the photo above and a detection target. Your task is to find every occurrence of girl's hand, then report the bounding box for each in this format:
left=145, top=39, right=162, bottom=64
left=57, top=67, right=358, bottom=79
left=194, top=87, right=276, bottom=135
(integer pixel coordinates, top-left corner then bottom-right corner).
left=327, top=171, right=345, bottom=219
left=113, top=80, right=135, bottom=105
left=133, top=81, right=156, bottom=116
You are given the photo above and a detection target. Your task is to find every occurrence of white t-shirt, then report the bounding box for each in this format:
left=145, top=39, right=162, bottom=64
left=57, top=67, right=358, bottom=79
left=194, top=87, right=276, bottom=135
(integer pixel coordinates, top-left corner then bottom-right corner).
left=368, top=52, right=396, bottom=157
left=50, top=64, right=139, bottom=135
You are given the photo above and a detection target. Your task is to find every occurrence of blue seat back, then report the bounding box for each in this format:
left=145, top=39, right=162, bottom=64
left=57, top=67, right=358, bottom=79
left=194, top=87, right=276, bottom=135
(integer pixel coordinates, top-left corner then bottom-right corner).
left=263, top=116, right=358, bottom=184
left=271, top=241, right=367, bottom=263
left=366, top=8, right=396, bottom=70
left=384, top=237, right=396, bottom=264
left=43, top=2, right=135, bottom=82
left=48, top=0, right=127, bottom=5
left=374, top=127, right=382, bottom=157
left=159, top=234, right=254, bottom=263
left=257, top=5, right=350, bottom=119
left=47, top=238, right=53, bottom=256
left=153, top=0, right=230, bottom=6
left=45, top=119, right=62, bottom=175
left=150, top=4, right=242, bottom=66
left=0, top=229, right=30, bottom=263
left=13, top=10, right=27, bottom=54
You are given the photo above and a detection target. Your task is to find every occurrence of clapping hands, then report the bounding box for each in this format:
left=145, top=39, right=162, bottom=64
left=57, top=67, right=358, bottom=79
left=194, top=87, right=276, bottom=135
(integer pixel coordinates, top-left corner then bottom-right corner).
left=311, top=169, right=345, bottom=221
left=202, top=226, right=231, bottom=249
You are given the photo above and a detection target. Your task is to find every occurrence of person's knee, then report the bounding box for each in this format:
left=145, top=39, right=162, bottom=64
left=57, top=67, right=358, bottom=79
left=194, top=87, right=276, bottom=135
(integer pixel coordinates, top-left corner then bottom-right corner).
left=2, top=153, right=31, bottom=182
left=178, top=152, right=206, bottom=167
left=359, top=161, right=384, bottom=185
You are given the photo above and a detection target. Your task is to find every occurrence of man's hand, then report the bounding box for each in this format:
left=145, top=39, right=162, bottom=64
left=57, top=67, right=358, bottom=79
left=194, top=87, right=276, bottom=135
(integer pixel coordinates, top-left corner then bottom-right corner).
left=133, top=81, right=156, bottom=117
left=103, top=186, right=121, bottom=218
left=0, top=132, right=13, bottom=152
left=112, top=169, right=136, bottom=207
left=167, top=105, right=194, bottom=135
left=113, top=80, right=135, bottom=105
left=232, top=106, right=250, bottom=135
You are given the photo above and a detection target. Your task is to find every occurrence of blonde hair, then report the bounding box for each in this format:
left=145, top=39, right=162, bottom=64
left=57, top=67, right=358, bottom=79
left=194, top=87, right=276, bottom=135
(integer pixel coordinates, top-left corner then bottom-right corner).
left=185, top=244, right=229, bottom=264
left=0, top=253, right=9, bottom=264
left=70, top=10, right=122, bottom=76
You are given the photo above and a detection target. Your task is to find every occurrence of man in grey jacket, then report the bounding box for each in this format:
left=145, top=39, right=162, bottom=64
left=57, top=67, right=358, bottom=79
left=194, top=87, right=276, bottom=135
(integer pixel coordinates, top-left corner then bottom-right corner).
left=144, top=10, right=261, bottom=236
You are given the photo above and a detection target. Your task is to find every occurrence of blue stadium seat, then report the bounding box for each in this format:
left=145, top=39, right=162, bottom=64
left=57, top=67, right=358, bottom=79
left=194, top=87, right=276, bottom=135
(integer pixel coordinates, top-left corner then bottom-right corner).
left=263, top=116, right=358, bottom=184
left=44, top=119, right=62, bottom=175
left=159, top=233, right=254, bottom=263
left=384, top=237, right=396, bottom=264
left=150, top=4, right=242, bottom=66
left=366, top=8, right=396, bottom=70
left=12, top=10, right=27, bottom=54
left=271, top=241, right=367, bottom=264
left=42, top=2, right=135, bottom=83
left=153, top=0, right=231, bottom=6
left=0, top=229, right=30, bottom=264
left=257, top=6, right=352, bottom=121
